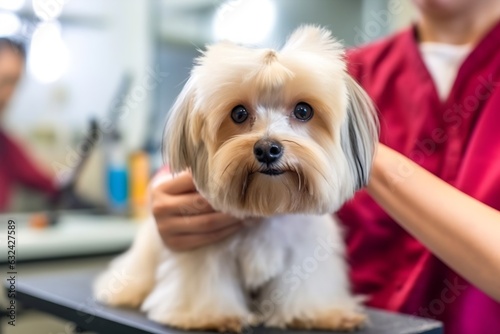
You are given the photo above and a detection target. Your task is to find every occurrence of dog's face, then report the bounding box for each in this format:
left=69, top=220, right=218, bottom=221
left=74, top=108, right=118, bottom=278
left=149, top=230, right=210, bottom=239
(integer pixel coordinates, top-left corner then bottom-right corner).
left=164, top=26, right=378, bottom=218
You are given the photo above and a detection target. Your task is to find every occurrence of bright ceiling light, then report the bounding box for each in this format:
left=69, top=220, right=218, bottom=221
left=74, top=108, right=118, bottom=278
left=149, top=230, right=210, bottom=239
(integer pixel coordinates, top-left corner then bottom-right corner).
left=0, top=0, right=25, bottom=11
left=0, top=12, right=22, bottom=36
left=29, top=22, right=70, bottom=83
left=213, top=0, right=276, bottom=44
left=32, top=0, right=66, bottom=21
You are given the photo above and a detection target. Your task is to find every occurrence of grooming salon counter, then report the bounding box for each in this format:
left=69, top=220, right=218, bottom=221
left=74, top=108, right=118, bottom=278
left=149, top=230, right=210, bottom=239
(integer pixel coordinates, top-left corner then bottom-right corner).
left=6, top=264, right=443, bottom=334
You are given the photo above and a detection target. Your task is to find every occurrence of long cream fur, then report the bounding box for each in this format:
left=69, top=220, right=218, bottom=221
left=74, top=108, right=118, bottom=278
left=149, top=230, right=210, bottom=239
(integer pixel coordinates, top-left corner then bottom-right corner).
left=93, top=26, right=379, bottom=332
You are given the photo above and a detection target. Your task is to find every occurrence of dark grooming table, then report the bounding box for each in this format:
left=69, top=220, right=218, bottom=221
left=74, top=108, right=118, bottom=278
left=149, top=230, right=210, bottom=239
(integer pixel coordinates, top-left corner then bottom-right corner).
left=7, top=268, right=443, bottom=334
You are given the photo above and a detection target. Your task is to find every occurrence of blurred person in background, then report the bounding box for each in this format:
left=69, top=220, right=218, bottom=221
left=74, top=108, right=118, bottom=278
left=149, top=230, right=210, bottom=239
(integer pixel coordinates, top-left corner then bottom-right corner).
left=150, top=0, right=500, bottom=333
left=0, top=38, right=57, bottom=212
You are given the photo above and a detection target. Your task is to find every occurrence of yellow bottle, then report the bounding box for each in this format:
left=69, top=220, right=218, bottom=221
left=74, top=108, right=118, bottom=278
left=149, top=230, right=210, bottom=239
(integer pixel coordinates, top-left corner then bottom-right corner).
left=129, top=151, right=150, bottom=220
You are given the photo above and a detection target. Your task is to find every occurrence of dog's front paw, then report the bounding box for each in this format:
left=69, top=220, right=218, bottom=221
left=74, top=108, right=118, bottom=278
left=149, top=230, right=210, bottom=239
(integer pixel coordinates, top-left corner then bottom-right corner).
left=286, top=309, right=366, bottom=332
left=93, top=269, right=151, bottom=308
left=148, top=312, right=247, bottom=333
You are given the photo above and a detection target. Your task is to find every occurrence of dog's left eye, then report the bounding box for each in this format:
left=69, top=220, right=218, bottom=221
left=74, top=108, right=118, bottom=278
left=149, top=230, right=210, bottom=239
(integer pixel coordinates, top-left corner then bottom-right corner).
left=231, top=105, right=249, bottom=124
left=293, top=102, right=314, bottom=121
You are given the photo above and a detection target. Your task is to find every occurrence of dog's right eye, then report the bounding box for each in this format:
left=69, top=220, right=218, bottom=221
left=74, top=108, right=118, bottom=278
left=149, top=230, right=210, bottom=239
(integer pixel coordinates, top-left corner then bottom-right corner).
left=293, top=102, right=314, bottom=122
left=231, top=105, right=248, bottom=124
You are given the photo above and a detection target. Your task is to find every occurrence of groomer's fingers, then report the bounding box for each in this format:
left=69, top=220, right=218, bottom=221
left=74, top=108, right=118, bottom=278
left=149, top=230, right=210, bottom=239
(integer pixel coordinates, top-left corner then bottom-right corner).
left=152, top=192, right=213, bottom=217
left=150, top=170, right=242, bottom=251
left=158, top=212, right=241, bottom=235
left=163, top=223, right=244, bottom=252
left=155, top=171, right=196, bottom=194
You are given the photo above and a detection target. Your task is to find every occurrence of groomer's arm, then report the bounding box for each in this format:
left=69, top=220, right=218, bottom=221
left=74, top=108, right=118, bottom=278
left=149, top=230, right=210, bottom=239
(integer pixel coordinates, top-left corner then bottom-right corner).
left=151, top=171, right=242, bottom=251
left=367, top=144, right=500, bottom=301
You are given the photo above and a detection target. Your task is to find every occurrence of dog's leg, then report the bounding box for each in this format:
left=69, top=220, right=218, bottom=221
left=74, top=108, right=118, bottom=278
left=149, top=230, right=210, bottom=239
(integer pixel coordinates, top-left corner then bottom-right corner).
left=93, top=218, right=161, bottom=308
left=256, top=215, right=366, bottom=331
left=141, top=240, right=251, bottom=332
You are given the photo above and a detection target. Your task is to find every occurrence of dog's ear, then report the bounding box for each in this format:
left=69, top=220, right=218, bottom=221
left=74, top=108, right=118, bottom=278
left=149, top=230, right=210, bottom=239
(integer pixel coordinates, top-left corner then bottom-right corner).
left=340, top=75, right=379, bottom=190
left=162, top=76, right=203, bottom=173
left=282, top=25, right=344, bottom=57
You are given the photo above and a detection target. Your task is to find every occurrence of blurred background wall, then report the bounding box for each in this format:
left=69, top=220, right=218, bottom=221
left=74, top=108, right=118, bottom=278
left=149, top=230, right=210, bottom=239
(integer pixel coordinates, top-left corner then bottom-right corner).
left=0, top=0, right=416, bottom=211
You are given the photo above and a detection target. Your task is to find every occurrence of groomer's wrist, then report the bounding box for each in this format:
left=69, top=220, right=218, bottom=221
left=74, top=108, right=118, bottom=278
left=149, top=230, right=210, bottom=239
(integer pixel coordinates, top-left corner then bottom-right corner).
left=367, top=144, right=394, bottom=195
left=367, top=143, right=418, bottom=196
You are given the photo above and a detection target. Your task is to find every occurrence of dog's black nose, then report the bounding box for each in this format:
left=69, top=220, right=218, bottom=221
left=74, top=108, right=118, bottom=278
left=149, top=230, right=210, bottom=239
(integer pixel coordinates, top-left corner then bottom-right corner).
left=254, top=139, right=283, bottom=164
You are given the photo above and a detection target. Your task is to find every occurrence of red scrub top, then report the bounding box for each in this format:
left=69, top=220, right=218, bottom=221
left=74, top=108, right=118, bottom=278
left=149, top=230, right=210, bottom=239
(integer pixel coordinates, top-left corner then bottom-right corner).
left=0, top=130, right=56, bottom=211
left=339, top=23, right=500, bottom=333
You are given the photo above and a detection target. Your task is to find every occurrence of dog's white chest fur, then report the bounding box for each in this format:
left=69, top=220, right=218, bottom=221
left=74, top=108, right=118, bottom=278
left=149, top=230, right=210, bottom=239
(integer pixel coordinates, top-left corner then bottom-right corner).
left=236, top=215, right=345, bottom=291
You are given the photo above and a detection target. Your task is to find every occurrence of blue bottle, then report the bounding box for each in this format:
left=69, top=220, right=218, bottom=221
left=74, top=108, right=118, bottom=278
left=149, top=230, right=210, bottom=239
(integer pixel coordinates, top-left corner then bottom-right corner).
left=106, top=132, right=128, bottom=214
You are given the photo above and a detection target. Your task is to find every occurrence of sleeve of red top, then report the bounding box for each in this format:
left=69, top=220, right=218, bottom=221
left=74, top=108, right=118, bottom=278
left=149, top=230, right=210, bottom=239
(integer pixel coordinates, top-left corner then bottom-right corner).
left=6, top=136, right=57, bottom=195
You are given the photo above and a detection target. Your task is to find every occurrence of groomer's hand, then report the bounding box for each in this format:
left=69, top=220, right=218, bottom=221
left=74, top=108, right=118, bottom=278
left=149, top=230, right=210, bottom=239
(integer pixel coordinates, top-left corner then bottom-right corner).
left=151, top=171, right=243, bottom=251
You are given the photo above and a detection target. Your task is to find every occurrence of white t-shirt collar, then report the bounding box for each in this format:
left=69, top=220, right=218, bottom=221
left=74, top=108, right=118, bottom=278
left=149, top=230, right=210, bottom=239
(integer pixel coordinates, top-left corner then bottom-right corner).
left=419, top=42, right=472, bottom=101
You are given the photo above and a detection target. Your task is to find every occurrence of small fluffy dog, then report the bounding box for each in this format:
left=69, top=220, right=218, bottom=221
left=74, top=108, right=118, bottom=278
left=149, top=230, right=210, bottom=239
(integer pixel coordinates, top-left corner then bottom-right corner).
left=94, top=26, right=378, bottom=332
